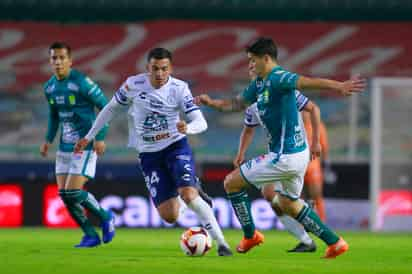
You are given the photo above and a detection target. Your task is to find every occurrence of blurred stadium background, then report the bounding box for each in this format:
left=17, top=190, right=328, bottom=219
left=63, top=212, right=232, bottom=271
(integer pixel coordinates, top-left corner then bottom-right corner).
left=0, top=0, right=411, bottom=232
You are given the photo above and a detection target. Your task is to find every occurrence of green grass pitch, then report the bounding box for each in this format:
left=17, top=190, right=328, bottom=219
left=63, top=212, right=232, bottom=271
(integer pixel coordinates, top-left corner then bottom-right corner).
left=0, top=228, right=411, bottom=274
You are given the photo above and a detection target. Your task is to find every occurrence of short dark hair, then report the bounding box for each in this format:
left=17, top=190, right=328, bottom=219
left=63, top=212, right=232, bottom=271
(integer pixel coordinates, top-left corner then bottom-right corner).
left=147, top=48, right=173, bottom=62
left=49, top=41, right=71, bottom=56
left=246, top=37, right=278, bottom=60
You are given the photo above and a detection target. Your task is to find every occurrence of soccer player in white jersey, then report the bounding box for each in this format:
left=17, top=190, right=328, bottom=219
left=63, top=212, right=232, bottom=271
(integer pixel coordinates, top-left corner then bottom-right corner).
left=197, top=37, right=365, bottom=258
left=74, top=48, right=232, bottom=256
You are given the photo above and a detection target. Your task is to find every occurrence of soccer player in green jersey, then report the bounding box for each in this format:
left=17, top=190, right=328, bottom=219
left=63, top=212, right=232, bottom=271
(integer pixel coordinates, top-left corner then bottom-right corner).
left=40, top=42, right=115, bottom=248
left=196, top=37, right=365, bottom=258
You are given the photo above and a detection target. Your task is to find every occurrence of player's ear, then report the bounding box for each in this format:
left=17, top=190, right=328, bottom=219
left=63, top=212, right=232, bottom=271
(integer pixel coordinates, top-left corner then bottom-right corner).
left=145, top=63, right=150, bottom=73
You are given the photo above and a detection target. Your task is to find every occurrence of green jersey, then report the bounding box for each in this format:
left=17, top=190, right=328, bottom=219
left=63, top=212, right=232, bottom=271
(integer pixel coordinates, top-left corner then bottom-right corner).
left=43, top=69, right=108, bottom=152
left=241, top=66, right=306, bottom=159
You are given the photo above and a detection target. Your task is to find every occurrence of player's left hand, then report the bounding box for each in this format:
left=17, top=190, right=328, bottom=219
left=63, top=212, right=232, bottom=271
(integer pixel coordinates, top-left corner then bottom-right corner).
left=339, top=74, right=366, bottom=96
left=74, top=138, right=90, bottom=153
left=310, top=142, right=321, bottom=160
left=93, top=141, right=106, bottom=156
left=177, top=121, right=187, bottom=133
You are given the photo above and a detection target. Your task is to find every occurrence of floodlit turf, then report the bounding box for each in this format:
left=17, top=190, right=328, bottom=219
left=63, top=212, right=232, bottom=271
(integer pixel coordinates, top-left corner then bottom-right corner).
left=0, top=228, right=411, bottom=274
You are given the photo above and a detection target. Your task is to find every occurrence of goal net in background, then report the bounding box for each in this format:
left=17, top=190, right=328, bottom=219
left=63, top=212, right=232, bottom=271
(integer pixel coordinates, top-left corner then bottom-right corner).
left=370, top=77, right=412, bottom=231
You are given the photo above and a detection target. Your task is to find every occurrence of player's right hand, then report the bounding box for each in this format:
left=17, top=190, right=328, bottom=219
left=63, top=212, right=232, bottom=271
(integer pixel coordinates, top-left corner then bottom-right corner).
left=74, top=138, right=90, bottom=153
left=194, top=94, right=212, bottom=106
left=40, top=143, right=50, bottom=157
left=233, top=153, right=245, bottom=168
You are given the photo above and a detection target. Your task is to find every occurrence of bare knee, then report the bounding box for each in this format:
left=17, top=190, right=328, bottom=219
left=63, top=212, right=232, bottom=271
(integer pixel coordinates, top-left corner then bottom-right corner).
left=157, top=199, right=180, bottom=223
left=261, top=184, right=276, bottom=202
left=277, top=195, right=303, bottom=218
left=178, top=186, right=198, bottom=205
left=223, top=170, right=245, bottom=193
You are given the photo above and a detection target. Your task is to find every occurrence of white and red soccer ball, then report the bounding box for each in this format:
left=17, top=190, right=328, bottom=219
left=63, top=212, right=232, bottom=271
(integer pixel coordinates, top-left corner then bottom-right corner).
left=180, top=226, right=212, bottom=256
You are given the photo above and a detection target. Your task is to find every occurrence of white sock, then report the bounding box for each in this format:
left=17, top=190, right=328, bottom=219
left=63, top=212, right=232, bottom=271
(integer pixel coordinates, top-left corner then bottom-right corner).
left=177, top=195, right=187, bottom=217
left=187, top=196, right=228, bottom=247
left=278, top=215, right=313, bottom=245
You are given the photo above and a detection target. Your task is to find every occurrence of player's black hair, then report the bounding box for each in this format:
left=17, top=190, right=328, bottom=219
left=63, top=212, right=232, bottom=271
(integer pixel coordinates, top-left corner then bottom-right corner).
left=49, top=41, right=71, bottom=56
left=246, top=37, right=278, bottom=60
left=147, top=48, right=173, bottom=62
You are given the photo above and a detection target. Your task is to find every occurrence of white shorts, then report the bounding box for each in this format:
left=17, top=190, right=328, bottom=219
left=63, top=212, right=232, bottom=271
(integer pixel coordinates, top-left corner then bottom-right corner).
left=55, top=150, right=97, bottom=179
left=240, top=148, right=310, bottom=200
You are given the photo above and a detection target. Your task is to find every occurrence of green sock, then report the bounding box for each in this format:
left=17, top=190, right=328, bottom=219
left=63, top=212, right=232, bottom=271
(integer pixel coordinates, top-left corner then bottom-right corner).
left=227, top=190, right=255, bottom=238
left=296, top=205, right=339, bottom=245
left=60, top=190, right=98, bottom=237
left=66, top=189, right=110, bottom=222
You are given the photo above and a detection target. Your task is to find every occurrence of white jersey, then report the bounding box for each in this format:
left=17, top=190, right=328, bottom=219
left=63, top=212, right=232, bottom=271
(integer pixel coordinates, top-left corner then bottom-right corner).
left=114, top=73, right=200, bottom=153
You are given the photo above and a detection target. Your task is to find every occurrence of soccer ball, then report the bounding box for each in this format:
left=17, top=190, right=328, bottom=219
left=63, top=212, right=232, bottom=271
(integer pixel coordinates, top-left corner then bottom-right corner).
left=180, top=226, right=212, bottom=256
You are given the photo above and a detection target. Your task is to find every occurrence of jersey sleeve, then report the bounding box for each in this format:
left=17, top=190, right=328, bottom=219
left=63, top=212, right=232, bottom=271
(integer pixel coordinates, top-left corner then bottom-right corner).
left=179, top=84, right=200, bottom=114
left=43, top=90, right=59, bottom=143
left=240, top=81, right=258, bottom=104
left=80, top=76, right=109, bottom=141
left=271, top=69, right=300, bottom=91
left=244, top=104, right=260, bottom=127
left=295, top=90, right=309, bottom=111
left=113, top=77, right=137, bottom=106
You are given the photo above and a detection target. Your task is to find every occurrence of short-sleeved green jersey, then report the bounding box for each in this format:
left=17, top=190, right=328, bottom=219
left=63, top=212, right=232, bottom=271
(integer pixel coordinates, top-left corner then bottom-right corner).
left=241, top=66, right=306, bottom=159
left=43, top=69, right=108, bottom=152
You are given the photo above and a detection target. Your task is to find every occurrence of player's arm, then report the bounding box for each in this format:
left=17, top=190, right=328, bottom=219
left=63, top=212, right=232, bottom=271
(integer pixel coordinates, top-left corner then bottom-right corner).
left=196, top=94, right=248, bottom=112
left=40, top=98, right=59, bottom=157
left=177, top=110, right=208, bottom=135
left=302, top=100, right=321, bottom=160
left=319, top=122, right=329, bottom=161
left=234, top=126, right=256, bottom=168
left=74, top=93, right=126, bottom=153
left=297, top=75, right=366, bottom=96
left=82, top=77, right=110, bottom=142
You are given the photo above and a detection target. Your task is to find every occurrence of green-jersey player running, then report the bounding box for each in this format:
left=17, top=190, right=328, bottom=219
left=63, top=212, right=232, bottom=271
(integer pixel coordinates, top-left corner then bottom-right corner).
left=40, top=42, right=115, bottom=248
left=196, top=37, right=365, bottom=259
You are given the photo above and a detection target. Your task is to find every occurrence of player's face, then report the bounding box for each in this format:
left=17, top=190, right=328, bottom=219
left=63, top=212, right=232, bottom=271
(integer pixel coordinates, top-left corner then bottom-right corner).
left=248, top=62, right=257, bottom=81
left=147, top=58, right=173, bottom=89
left=49, top=48, right=72, bottom=79
left=247, top=53, right=265, bottom=78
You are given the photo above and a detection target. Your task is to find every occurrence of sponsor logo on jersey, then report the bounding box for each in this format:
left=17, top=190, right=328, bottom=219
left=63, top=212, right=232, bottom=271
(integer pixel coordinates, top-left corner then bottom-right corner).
left=143, top=112, right=168, bottom=132
left=142, top=132, right=170, bottom=142
left=68, top=95, right=76, bottom=105
left=67, top=82, right=79, bottom=92
left=55, top=95, right=65, bottom=105
left=49, top=98, right=54, bottom=105
left=134, top=80, right=145, bottom=85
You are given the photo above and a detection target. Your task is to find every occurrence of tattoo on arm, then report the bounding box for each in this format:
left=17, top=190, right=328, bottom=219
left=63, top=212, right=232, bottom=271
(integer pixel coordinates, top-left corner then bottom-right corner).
left=221, top=96, right=246, bottom=112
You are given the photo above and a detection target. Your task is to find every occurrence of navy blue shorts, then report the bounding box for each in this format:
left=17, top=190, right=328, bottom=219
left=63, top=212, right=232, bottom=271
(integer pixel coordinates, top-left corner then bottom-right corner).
left=139, top=138, right=197, bottom=207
